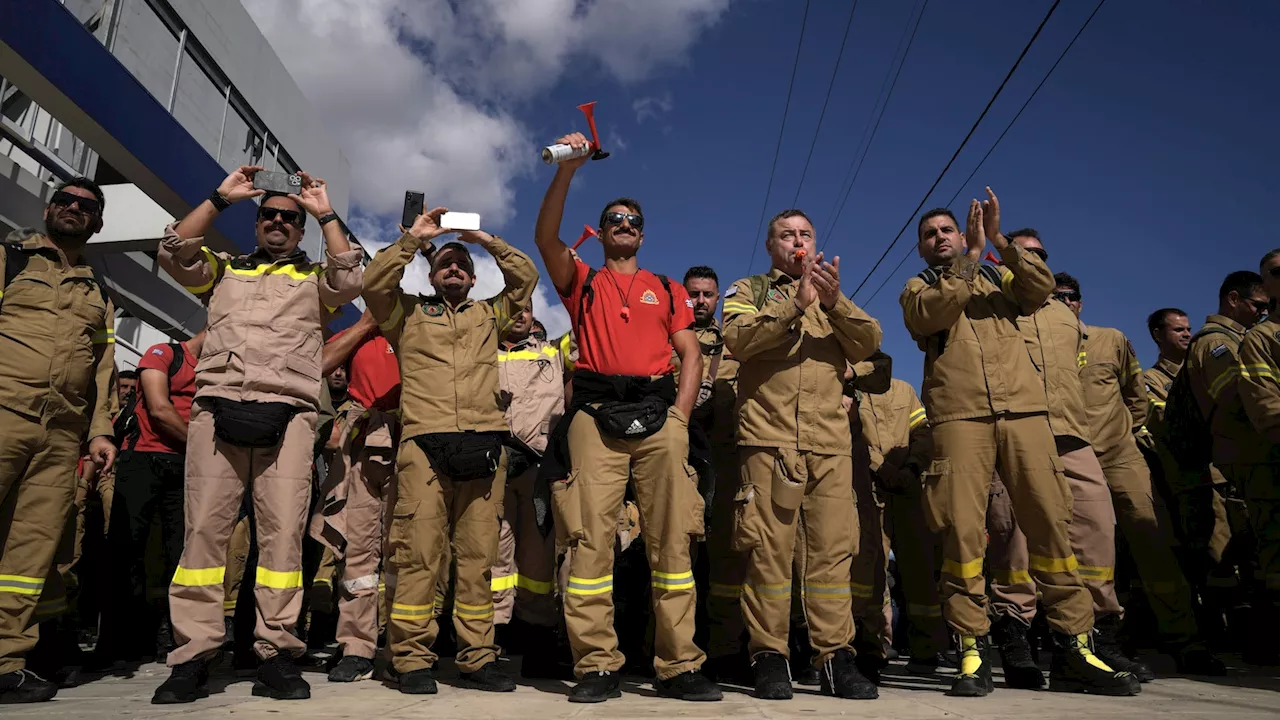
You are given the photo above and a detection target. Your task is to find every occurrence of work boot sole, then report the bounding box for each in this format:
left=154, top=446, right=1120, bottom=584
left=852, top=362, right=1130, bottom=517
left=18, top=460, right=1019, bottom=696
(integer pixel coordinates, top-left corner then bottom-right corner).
left=755, top=681, right=793, bottom=700
left=568, top=689, right=621, bottom=703
left=251, top=682, right=311, bottom=700
left=151, top=686, right=208, bottom=705
left=656, top=685, right=723, bottom=702
left=455, top=676, right=516, bottom=692
left=1049, top=677, right=1139, bottom=696
left=328, top=667, right=374, bottom=683
left=946, top=676, right=991, bottom=697
left=0, top=686, right=59, bottom=704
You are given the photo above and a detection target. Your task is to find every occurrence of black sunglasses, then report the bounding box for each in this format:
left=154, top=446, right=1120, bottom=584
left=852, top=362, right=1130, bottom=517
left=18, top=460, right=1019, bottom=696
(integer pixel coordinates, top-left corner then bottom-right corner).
left=1053, top=290, right=1081, bottom=303
left=1245, top=297, right=1269, bottom=313
left=603, top=211, right=644, bottom=230
left=258, top=206, right=304, bottom=228
left=50, top=190, right=102, bottom=216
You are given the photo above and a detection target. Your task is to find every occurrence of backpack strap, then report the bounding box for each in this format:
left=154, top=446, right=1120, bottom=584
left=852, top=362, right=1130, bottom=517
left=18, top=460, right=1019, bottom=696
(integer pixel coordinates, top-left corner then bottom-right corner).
left=749, top=274, right=769, bottom=309
left=1, top=243, right=30, bottom=303
left=655, top=273, right=676, bottom=317
left=166, top=343, right=185, bottom=379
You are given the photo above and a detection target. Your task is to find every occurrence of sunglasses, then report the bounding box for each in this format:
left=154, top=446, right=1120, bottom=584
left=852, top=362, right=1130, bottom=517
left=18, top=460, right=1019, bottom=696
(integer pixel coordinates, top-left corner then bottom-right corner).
left=1053, top=290, right=1081, bottom=303
left=50, top=190, right=102, bottom=216
left=257, top=206, right=304, bottom=228
left=1245, top=297, right=1269, bottom=313
left=603, top=211, right=644, bottom=231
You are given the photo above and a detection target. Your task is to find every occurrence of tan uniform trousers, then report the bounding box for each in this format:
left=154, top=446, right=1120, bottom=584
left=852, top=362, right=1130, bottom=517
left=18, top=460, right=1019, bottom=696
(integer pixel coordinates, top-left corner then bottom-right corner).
left=559, top=408, right=704, bottom=681
left=988, top=438, right=1122, bottom=624
left=705, top=441, right=747, bottom=660
left=736, top=448, right=857, bottom=664
left=1234, top=465, right=1280, bottom=595
left=925, top=414, right=1092, bottom=637
left=168, top=403, right=318, bottom=665
left=33, top=471, right=88, bottom=624
left=850, top=454, right=891, bottom=656
left=492, top=465, right=557, bottom=627
left=885, top=487, right=946, bottom=657
left=0, top=409, right=83, bottom=673
left=1102, top=451, right=1197, bottom=646
left=223, top=515, right=251, bottom=617
left=386, top=439, right=506, bottom=674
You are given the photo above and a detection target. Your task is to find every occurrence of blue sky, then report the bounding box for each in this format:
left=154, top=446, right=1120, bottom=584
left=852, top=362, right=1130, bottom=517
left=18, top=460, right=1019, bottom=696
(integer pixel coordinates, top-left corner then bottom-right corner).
left=258, top=0, right=1279, bottom=384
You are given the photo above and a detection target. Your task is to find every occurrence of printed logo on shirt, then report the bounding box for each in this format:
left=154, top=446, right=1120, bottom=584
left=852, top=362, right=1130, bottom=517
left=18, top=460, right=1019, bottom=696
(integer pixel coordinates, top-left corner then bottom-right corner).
left=425, top=302, right=444, bottom=317
left=767, top=288, right=784, bottom=303
left=1210, top=344, right=1228, bottom=358
left=640, top=289, right=659, bottom=305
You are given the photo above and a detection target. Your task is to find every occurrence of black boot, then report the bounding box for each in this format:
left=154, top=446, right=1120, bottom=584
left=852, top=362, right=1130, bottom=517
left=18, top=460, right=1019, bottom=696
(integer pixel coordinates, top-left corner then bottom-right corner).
left=752, top=652, right=792, bottom=700
left=458, top=661, right=516, bottom=692
left=152, top=659, right=210, bottom=704
left=398, top=668, right=438, bottom=694
left=819, top=648, right=878, bottom=700
left=1092, top=615, right=1154, bottom=682
left=252, top=654, right=311, bottom=700
left=0, top=669, right=58, bottom=704
left=655, top=670, right=722, bottom=701
left=947, top=635, right=995, bottom=697
left=704, top=652, right=753, bottom=686
left=1049, top=632, right=1140, bottom=696
left=327, top=655, right=374, bottom=683
left=991, top=616, right=1045, bottom=689
left=568, top=671, right=621, bottom=703
left=1172, top=642, right=1227, bottom=676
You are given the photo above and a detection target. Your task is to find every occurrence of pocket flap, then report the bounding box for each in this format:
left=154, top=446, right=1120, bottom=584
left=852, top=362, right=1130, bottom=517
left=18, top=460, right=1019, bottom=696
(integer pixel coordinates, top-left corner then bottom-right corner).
left=284, top=354, right=321, bottom=381
left=733, top=485, right=755, bottom=504
left=195, top=350, right=232, bottom=373
left=392, top=500, right=420, bottom=520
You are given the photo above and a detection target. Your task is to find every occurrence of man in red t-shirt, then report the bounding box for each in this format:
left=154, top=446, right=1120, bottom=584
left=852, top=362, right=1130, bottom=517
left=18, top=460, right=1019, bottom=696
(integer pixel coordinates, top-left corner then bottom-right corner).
left=532, top=131, right=716, bottom=704
left=97, top=330, right=205, bottom=663
left=310, top=309, right=400, bottom=683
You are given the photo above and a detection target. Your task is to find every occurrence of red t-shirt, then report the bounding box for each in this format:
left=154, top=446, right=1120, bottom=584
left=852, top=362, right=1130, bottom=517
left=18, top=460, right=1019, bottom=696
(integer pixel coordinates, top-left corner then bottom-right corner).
left=133, top=342, right=197, bottom=455
left=329, top=329, right=401, bottom=411
left=559, top=259, right=694, bottom=377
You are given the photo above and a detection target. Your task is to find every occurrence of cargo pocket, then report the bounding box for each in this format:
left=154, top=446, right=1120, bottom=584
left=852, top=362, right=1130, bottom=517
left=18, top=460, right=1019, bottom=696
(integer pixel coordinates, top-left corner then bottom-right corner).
left=388, top=500, right=422, bottom=570
left=550, top=471, right=586, bottom=546
left=731, top=485, right=761, bottom=552
left=920, top=458, right=952, bottom=534
left=771, top=451, right=806, bottom=511
left=1050, top=453, right=1073, bottom=518
left=684, top=463, right=706, bottom=540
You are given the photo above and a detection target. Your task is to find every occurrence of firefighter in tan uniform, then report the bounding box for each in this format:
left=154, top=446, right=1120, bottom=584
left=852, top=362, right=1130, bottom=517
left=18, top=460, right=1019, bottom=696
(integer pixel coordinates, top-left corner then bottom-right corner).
left=1237, top=250, right=1280, bottom=660
left=152, top=166, right=362, bottom=704
left=724, top=209, right=882, bottom=701
left=1056, top=272, right=1223, bottom=675
left=901, top=191, right=1136, bottom=697
left=363, top=206, right=536, bottom=695
left=491, top=304, right=568, bottom=677
left=0, top=181, right=117, bottom=704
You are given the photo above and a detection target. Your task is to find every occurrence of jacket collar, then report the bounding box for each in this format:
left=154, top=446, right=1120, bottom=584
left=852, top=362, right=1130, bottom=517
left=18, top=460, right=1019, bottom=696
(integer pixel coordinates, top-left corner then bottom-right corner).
left=1205, top=314, right=1246, bottom=334
left=1154, top=355, right=1182, bottom=378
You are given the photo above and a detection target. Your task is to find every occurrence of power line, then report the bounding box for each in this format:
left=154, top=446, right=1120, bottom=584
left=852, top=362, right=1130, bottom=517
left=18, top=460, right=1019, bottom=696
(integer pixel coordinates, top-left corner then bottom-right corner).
left=845, top=0, right=1064, bottom=299
left=819, top=0, right=929, bottom=252
left=859, top=0, right=1107, bottom=308
left=790, top=0, right=861, bottom=207
left=745, top=0, right=811, bottom=275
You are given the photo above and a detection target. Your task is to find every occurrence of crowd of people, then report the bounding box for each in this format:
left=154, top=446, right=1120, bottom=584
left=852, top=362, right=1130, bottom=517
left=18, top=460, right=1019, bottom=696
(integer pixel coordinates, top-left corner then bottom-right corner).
left=0, top=129, right=1275, bottom=707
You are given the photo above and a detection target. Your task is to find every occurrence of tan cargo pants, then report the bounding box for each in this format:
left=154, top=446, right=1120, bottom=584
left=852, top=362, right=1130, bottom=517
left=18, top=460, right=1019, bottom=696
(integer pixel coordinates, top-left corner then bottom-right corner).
left=884, top=478, right=946, bottom=657
left=223, top=515, right=251, bottom=617
left=559, top=407, right=704, bottom=681
left=0, top=409, right=83, bottom=674
left=168, top=402, right=318, bottom=665
left=988, top=438, right=1122, bottom=623
left=736, top=448, right=857, bottom=665
left=926, top=414, right=1092, bottom=637
left=386, top=438, right=506, bottom=674
left=705, top=441, right=747, bottom=660
left=1101, top=449, right=1197, bottom=646
left=492, top=465, right=556, bottom=627
left=850, top=450, right=891, bottom=655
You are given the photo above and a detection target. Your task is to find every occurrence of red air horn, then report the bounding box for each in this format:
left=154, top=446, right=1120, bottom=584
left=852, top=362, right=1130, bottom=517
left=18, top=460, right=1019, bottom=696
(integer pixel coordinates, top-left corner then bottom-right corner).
left=541, top=102, right=611, bottom=165
left=984, top=251, right=1001, bottom=265
left=572, top=224, right=598, bottom=251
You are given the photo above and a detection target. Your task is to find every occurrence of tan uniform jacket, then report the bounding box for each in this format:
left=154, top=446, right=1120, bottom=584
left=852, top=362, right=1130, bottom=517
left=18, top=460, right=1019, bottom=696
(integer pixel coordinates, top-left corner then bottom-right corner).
left=1016, top=298, right=1091, bottom=443
left=1081, top=325, right=1146, bottom=460
left=1238, top=317, right=1280, bottom=454
left=498, top=336, right=568, bottom=455
left=159, top=225, right=363, bottom=410
left=672, top=322, right=741, bottom=448
left=0, top=234, right=115, bottom=438
left=362, top=232, right=537, bottom=438
left=723, top=268, right=882, bottom=455
left=857, top=378, right=931, bottom=479
left=1187, top=315, right=1261, bottom=466
left=1143, top=357, right=1180, bottom=439
left=900, top=244, right=1054, bottom=423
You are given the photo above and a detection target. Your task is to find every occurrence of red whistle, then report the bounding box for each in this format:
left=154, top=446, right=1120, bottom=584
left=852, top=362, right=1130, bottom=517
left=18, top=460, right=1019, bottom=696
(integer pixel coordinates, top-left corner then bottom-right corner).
left=572, top=224, right=598, bottom=251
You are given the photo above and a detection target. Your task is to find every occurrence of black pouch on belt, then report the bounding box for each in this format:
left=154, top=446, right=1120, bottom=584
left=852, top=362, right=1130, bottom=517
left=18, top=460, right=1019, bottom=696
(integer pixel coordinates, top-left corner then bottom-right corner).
left=503, top=435, right=539, bottom=480
left=582, top=397, right=669, bottom=441
left=415, top=432, right=504, bottom=481
left=209, top=398, right=299, bottom=448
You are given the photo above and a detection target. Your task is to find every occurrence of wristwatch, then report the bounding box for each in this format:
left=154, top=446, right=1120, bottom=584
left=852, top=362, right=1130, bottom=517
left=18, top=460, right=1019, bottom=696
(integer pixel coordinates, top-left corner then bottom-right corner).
left=208, top=190, right=231, bottom=212
left=318, top=213, right=340, bottom=227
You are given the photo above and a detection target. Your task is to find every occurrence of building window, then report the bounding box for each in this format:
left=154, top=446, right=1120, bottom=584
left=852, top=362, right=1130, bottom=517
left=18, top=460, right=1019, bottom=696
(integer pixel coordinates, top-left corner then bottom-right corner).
left=171, top=52, right=223, bottom=159
left=111, top=0, right=181, bottom=108
left=218, top=104, right=254, bottom=172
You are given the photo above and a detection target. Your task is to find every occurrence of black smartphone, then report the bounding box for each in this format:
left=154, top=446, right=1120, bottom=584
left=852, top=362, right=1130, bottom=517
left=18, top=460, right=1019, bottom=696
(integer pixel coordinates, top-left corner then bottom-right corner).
left=402, top=191, right=425, bottom=229
left=252, top=171, right=302, bottom=194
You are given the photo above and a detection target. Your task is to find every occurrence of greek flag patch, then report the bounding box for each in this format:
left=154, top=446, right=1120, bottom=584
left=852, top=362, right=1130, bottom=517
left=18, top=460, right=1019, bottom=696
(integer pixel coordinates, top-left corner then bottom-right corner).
left=1210, top=344, right=1228, bottom=358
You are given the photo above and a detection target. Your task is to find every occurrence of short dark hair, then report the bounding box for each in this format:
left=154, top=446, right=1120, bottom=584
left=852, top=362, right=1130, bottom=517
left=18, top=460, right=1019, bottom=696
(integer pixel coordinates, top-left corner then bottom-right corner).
left=119, top=369, right=139, bottom=381
left=1219, top=270, right=1262, bottom=303
left=599, top=197, right=642, bottom=228
left=766, top=209, right=813, bottom=238
left=54, top=177, right=106, bottom=214
left=1006, top=227, right=1039, bottom=242
left=1147, top=307, right=1187, bottom=335
left=917, top=208, right=957, bottom=240
left=683, top=266, right=718, bottom=285
left=1053, top=272, right=1080, bottom=295
left=1261, top=249, right=1280, bottom=270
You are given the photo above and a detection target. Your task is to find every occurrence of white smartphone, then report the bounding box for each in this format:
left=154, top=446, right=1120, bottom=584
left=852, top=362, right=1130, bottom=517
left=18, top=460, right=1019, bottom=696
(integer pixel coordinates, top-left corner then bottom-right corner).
left=440, top=211, right=480, bottom=231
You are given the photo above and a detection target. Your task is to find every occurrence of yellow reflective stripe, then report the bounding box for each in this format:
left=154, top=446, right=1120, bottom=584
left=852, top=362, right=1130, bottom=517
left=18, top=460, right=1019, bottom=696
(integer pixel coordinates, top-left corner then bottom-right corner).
left=183, top=247, right=223, bottom=294
left=558, top=333, right=575, bottom=372
left=991, top=569, right=1033, bottom=585
left=454, top=600, right=495, bottom=619
left=516, top=575, right=554, bottom=595
left=379, top=298, right=405, bottom=332
left=172, top=565, right=225, bottom=587
left=498, top=346, right=560, bottom=362
left=722, top=301, right=757, bottom=316
left=1000, top=269, right=1015, bottom=296
left=747, top=581, right=792, bottom=598
left=491, top=573, right=517, bottom=592
left=1149, top=399, right=1166, bottom=408
left=709, top=582, right=742, bottom=599
left=223, top=599, right=238, bottom=611
left=908, top=407, right=927, bottom=429
left=942, top=557, right=984, bottom=579
left=1241, top=363, right=1277, bottom=381
left=92, top=328, right=115, bottom=345
left=567, top=574, right=613, bottom=596
left=391, top=602, right=434, bottom=620
left=1077, top=564, right=1115, bottom=581
left=1208, top=365, right=1241, bottom=400
left=651, top=570, right=695, bottom=591
left=1078, top=351, right=1088, bottom=368
left=0, top=574, right=45, bottom=595
left=1028, top=553, right=1079, bottom=574
left=255, top=566, right=303, bottom=590
left=908, top=603, right=942, bottom=618
left=225, top=262, right=323, bottom=281
left=846, top=581, right=874, bottom=599
left=1126, top=361, right=1142, bottom=379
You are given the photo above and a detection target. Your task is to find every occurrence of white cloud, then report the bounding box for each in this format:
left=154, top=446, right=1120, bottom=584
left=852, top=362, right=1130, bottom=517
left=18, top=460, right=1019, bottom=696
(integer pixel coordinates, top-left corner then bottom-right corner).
left=632, top=92, right=674, bottom=124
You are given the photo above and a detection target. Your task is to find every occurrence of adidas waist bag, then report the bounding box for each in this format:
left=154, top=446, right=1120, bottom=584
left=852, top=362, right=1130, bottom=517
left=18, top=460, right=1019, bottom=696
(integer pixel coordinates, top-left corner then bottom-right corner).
left=583, top=397, right=670, bottom=441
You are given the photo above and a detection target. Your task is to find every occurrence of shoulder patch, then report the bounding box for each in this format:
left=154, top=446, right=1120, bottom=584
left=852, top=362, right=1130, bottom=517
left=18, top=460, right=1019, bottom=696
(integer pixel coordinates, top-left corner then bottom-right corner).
left=724, top=285, right=739, bottom=298
left=766, top=288, right=785, bottom=303
left=424, top=303, right=444, bottom=317
left=151, top=348, right=165, bottom=356
left=1210, top=344, right=1228, bottom=358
